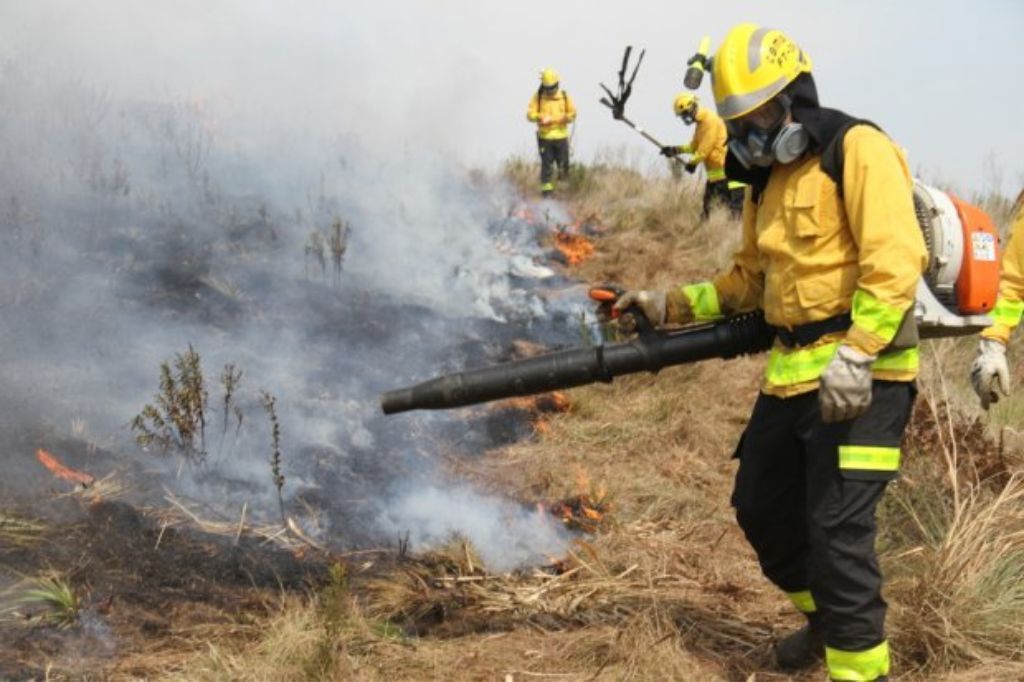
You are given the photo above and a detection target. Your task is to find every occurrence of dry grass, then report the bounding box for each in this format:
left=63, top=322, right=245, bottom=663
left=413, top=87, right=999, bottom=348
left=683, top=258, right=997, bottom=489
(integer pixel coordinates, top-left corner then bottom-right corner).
left=882, top=348, right=1024, bottom=678
left=0, top=510, right=47, bottom=548
left=140, top=162, right=1024, bottom=681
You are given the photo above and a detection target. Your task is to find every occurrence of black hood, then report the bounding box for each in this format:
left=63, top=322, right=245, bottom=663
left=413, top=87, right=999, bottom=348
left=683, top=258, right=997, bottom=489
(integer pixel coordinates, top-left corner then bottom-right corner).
left=725, top=73, right=865, bottom=200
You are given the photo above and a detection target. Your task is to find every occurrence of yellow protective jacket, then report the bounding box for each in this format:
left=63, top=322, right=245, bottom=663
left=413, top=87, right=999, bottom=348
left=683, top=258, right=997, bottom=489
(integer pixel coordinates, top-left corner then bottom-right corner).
left=666, top=125, right=928, bottom=397
left=981, top=195, right=1024, bottom=345
left=527, top=90, right=576, bottom=141
left=677, top=107, right=728, bottom=182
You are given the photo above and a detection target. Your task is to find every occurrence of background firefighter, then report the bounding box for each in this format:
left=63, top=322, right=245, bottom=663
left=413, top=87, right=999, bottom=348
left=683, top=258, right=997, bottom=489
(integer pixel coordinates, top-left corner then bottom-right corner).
left=661, top=92, right=745, bottom=219
left=526, top=68, right=576, bottom=198
left=612, top=24, right=927, bottom=682
left=971, top=190, right=1024, bottom=407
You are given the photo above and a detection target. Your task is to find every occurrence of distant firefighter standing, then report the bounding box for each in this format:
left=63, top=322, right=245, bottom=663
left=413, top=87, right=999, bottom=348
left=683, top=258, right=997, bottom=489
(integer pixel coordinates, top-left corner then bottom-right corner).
left=527, top=68, right=576, bottom=198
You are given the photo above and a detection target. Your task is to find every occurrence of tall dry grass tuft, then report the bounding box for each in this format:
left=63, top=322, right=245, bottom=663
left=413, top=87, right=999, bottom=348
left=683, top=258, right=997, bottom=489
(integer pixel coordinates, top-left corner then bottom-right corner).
left=884, top=353, right=1024, bottom=676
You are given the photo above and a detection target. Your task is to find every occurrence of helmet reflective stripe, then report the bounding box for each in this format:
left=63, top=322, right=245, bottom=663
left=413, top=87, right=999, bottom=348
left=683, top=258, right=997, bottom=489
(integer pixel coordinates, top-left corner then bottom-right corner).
left=746, top=26, right=771, bottom=72
left=717, top=75, right=791, bottom=119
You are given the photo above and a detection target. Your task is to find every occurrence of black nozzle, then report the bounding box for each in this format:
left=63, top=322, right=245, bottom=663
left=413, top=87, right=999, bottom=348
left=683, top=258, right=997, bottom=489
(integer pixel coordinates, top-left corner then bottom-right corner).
left=683, top=51, right=709, bottom=90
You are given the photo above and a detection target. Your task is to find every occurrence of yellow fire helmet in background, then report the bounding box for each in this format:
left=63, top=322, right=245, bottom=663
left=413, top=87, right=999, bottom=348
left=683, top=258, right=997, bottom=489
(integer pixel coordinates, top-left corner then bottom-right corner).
left=540, top=68, right=560, bottom=87
left=672, top=92, right=697, bottom=117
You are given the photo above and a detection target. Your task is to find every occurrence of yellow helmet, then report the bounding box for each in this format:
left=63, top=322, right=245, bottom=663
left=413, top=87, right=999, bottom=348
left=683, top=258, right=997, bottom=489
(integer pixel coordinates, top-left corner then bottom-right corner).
left=540, top=68, right=560, bottom=87
left=711, top=23, right=812, bottom=120
left=672, top=93, right=697, bottom=117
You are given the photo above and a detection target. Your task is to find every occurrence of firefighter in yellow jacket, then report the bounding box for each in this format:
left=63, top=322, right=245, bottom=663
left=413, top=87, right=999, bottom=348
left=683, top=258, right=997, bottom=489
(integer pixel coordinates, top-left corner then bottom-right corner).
left=526, top=68, right=576, bottom=197
left=613, top=24, right=925, bottom=681
left=661, top=93, right=745, bottom=218
left=971, top=192, right=1024, bottom=407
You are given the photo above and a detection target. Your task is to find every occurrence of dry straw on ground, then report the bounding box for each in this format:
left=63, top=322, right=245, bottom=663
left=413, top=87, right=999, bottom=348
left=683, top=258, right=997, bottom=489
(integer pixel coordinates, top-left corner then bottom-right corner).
left=123, top=162, right=1024, bottom=680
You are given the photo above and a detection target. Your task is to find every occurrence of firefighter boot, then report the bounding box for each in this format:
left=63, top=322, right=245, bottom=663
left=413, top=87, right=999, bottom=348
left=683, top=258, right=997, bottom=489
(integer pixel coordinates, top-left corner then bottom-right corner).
left=774, top=613, right=824, bottom=670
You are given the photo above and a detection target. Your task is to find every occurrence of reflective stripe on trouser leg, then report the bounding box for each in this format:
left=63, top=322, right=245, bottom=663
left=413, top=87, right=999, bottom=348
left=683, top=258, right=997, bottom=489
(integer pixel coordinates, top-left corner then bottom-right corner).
left=787, top=590, right=817, bottom=614
left=805, top=381, right=915, bottom=659
left=826, top=640, right=890, bottom=681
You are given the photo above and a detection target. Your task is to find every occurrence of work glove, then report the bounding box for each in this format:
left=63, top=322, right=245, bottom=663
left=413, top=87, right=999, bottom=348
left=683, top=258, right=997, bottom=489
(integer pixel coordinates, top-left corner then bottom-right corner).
left=819, top=344, right=876, bottom=423
left=684, top=161, right=698, bottom=174
left=660, top=145, right=680, bottom=158
left=970, top=337, right=1010, bottom=409
left=611, top=289, right=667, bottom=332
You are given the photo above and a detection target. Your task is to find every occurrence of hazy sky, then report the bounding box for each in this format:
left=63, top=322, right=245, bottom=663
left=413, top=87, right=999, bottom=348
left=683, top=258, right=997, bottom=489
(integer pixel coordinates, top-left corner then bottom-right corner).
left=3, top=0, right=1022, bottom=196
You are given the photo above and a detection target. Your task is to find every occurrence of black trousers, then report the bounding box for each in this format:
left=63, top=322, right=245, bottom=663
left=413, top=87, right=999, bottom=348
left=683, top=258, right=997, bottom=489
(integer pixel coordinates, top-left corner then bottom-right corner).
left=538, top=137, right=570, bottom=192
left=703, top=180, right=745, bottom=219
left=731, top=381, right=915, bottom=653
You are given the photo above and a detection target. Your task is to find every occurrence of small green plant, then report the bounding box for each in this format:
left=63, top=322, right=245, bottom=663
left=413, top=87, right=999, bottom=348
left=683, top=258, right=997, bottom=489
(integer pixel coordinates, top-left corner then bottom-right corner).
left=220, top=363, right=243, bottom=436
left=260, top=390, right=286, bottom=525
left=305, top=216, right=350, bottom=286
left=303, top=562, right=350, bottom=680
left=305, top=230, right=326, bottom=280
left=329, top=217, right=350, bottom=285
left=131, top=344, right=208, bottom=465
left=21, top=575, right=81, bottom=629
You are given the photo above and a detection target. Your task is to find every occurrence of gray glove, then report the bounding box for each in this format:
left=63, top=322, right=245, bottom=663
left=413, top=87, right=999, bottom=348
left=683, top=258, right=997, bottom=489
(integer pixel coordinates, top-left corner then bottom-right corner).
left=970, top=337, right=1010, bottom=410
left=612, top=289, right=667, bottom=331
left=819, top=344, right=876, bottom=423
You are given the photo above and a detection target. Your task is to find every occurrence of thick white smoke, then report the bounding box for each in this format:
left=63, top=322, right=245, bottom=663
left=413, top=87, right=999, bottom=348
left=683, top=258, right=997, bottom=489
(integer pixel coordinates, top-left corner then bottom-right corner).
left=0, top=2, right=584, bottom=570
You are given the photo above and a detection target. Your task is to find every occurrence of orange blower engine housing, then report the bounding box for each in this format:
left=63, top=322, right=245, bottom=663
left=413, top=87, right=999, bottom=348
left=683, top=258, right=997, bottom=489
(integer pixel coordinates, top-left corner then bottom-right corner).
left=912, top=182, right=1000, bottom=336
left=948, top=194, right=1000, bottom=314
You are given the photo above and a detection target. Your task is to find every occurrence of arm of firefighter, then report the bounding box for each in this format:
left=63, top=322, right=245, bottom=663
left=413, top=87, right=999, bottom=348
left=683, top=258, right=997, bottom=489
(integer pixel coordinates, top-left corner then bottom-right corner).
left=564, top=93, right=577, bottom=123
left=841, top=126, right=928, bottom=356
left=527, top=95, right=540, bottom=123
left=691, top=120, right=717, bottom=167
left=704, top=191, right=765, bottom=315
left=981, top=203, right=1024, bottom=345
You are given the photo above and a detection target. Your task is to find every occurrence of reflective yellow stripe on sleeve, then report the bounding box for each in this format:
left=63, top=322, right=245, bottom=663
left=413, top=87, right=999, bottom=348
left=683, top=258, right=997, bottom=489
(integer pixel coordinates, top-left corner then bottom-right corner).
left=872, top=346, right=919, bottom=373
left=765, top=343, right=918, bottom=388
left=765, top=342, right=838, bottom=386
left=826, top=641, right=890, bottom=681
left=838, top=445, right=901, bottom=472
left=852, top=289, right=905, bottom=344
left=991, top=297, right=1024, bottom=330
left=786, top=590, right=816, bottom=614
left=706, top=168, right=726, bottom=182
left=682, top=282, right=721, bottom=321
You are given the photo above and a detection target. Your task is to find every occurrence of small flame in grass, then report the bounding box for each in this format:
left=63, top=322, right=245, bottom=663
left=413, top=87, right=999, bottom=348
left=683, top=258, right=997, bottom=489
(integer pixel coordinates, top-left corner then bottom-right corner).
left=495, top=392, right=571, bottom=433
left=35, top=449, right=94, bottom=487
left=548, top=465, right=610, bottom=534
left=553, top=230, right=595, bottom=266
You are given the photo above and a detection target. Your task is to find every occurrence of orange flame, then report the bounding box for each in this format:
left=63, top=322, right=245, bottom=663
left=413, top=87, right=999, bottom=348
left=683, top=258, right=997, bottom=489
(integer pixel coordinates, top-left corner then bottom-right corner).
left=35, top=449, right=94, bottom=487
left=495, top=392, right=571, bottom=434
left=553, top=231, right=595, bottom=266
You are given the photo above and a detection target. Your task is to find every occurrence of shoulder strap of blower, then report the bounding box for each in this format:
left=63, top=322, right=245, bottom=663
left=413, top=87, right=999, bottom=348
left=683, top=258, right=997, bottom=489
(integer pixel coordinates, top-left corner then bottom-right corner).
left=819, top=118, right=880, bottom=198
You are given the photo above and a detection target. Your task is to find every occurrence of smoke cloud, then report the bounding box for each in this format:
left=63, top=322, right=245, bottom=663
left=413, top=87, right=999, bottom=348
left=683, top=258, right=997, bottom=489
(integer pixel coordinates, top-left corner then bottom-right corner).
left=0, top=2, right=585, bottom=569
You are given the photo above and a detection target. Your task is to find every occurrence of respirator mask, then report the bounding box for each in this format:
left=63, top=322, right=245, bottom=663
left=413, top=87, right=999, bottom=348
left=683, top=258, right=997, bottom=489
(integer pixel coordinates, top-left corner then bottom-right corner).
left=726, top=94, right=808, bottom=168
